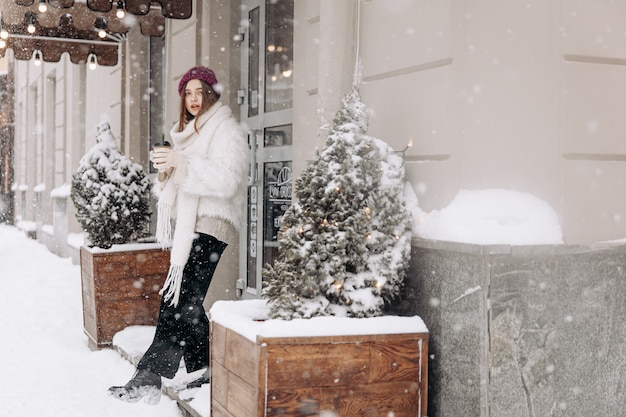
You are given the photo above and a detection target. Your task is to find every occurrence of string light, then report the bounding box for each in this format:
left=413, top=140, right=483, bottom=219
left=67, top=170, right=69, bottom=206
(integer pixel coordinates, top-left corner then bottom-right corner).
left=115, top=1, right=126, bottom=19
left=390, top=139, right=414, bottom=166
left=88, top=53, right=97, bottom=70
left=94, top=17, right=107, bottom=39
left=0, top=16, right=5, bottom=47
left=38, top=0, right=48, bottom=13
left=0, top=24, right=8, bottom=40
left=33, top=50, right=42, bottom=66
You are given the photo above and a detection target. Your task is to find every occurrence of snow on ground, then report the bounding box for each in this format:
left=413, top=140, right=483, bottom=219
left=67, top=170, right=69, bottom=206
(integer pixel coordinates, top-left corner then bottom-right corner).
left=0, top=224, right=183, bottom=417
left=0, top=187, right=566, bottom=416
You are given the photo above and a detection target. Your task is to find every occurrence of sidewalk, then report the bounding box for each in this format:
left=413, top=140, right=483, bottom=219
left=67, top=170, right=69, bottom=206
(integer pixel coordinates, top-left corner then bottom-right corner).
left=0, top=224, right=198, bottom=417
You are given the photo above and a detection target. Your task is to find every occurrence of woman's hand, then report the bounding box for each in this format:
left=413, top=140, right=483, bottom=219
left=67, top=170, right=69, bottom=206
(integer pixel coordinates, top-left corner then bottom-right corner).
left=150, top=148, right=180, bottom=172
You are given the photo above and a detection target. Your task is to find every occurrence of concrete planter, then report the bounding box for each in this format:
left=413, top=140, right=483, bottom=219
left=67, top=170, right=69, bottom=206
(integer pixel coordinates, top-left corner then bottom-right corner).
left=402, top=238, right=626, bottom=417
left=80, top=244, right=169, bottom=350
left=209, top=300, right=429, bottom=417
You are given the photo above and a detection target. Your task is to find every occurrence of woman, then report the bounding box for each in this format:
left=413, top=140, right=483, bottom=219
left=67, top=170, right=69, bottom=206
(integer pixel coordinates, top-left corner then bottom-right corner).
left=109, top=66, right=249, bottom=403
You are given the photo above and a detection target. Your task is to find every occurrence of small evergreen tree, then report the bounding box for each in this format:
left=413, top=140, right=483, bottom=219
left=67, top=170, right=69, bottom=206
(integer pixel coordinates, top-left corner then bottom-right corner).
left=262, top=86, right=412, bottom=319
left=71, top=122, right=151, bottom=249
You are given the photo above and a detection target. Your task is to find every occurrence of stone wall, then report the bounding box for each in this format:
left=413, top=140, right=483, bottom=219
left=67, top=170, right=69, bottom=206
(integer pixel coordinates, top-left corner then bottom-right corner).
left=401, top=239, right=626, bottom=417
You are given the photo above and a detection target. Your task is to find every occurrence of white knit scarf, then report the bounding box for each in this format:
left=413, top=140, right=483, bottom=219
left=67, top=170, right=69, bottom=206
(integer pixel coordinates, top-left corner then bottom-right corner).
left=156, top=102, right=231, bottom=306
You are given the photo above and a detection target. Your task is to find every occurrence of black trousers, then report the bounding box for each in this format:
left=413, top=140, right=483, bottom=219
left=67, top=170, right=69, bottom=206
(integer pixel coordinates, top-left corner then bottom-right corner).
left=137, top=233, right=227, bottom=379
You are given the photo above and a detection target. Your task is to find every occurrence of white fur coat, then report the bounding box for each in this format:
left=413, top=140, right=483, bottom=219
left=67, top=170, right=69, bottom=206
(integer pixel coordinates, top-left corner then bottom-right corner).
left=155, top=103, right=249, bottom=232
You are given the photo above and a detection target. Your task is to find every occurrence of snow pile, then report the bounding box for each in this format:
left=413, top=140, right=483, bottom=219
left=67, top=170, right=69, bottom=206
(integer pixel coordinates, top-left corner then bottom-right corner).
left=0, top=224, right=183, bottom=417
left=409, top=188, right=564, bottom=245
left=210, top=299, right=427, bottom=343
left=51, top=183, right=71, bottom=198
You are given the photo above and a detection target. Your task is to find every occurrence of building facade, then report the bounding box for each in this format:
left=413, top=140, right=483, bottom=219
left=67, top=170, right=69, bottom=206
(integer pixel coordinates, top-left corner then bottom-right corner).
left=5, top=0, right=626, bottom=301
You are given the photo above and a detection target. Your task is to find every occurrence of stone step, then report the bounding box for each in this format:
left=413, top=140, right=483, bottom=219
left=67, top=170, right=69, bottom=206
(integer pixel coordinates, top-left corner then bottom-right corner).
left=112, top=326, right=210, bottom=417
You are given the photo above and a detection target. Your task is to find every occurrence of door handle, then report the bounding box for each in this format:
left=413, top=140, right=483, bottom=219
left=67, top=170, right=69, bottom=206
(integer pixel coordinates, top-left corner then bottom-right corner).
left=248, top=130, right=259, bottom=186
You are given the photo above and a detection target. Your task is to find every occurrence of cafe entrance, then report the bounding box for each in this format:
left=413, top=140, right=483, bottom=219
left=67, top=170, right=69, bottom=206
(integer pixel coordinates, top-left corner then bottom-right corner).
left=238, top=0, right=294, bottom=298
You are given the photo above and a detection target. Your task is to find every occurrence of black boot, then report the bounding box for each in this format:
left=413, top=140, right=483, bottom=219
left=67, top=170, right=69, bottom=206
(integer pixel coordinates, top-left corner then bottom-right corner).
left=186, top=367, right=211, bottom=389
left=108, top=368, right=162, bottom=404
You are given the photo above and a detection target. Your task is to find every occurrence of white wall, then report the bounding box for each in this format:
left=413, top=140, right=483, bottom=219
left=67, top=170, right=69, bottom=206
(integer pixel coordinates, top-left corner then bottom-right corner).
left=292, top=0, right=626, bottom=244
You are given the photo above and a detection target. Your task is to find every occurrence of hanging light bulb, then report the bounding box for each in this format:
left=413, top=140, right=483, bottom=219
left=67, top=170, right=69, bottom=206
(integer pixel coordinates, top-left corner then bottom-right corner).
left=88, top=53, right=97, bottom=70
left=33, top=50, right=42, bottom=66
left=38, top=0, right=48, bottom=13
left=0, top=16, right=8, bottom=40
left=0, top=39, right=6, bottom=49
left=26, top=13, right=37, bottom=34
left=94, top=17, right=107, bottom=39
left=116, top=1, right=126, bottom=19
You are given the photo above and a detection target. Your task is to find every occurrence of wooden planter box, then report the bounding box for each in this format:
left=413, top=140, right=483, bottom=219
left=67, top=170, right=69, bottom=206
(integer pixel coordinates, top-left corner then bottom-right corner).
left=80, top=244, right=169, bottom=350
left=210, top=300, right=429, bottom=417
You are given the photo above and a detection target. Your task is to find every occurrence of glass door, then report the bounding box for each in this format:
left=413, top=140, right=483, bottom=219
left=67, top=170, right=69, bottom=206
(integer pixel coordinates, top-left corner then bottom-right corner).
left=239, top=0, right=294, bottom=298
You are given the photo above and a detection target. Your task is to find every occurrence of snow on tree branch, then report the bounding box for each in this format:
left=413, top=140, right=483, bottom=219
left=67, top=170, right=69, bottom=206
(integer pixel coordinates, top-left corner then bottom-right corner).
left=70, top=122, right=151, bottom=249
left=262, top=86, right=413, bottom=319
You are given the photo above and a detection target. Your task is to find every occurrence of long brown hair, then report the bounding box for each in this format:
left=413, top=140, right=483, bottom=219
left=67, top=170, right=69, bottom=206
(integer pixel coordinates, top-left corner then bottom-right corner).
left=177, top=79, right=219, bottom=132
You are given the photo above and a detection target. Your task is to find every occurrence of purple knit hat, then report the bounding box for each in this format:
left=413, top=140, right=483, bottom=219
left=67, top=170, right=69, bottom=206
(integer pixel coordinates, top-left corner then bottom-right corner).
left=177, top=66, right=220, bottom=98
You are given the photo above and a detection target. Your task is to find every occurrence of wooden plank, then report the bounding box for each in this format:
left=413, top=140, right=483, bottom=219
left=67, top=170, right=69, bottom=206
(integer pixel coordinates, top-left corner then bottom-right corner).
left=80, top=246, right=94, bottom=274
left=91, top=273, right=164, bottom=298
left=369, top=339, right=423, bottom=383
left=91, top=248, right=169, bottom=279
left=226, top=371, right=257, bottom=417
left=132, top=250, right=170, bottom=275
left=96, top=298, right=158, bottom=342
left=319, top=381, right=421, bottom=417
left=80, top=254, right=96, bottom=330
left=211, top=322, right=227, bottom=366
left=265, top=387, right=321, bottom=417
left=93, top=253, right=133, bottom=279
left=257, top=343, right=267, bottom=417
left=419, top=339, right=429, bottom=417
left=224, top=328, right=258, bottom=385
left=258, top=332, right=429, bottom=346
left=81, top=302, right=96, bottom=336
left=265, top=343, right=369, bottom=389
left=211, top=361, right=229, bottom=409
left=211, top=400, right=236, bottom=417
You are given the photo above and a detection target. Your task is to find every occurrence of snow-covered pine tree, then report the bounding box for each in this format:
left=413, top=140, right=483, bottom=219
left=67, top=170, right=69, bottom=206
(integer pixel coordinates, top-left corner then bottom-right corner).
left=71, top=122, right=151, bottom=249
left=262, top=86, right=412, bottom=319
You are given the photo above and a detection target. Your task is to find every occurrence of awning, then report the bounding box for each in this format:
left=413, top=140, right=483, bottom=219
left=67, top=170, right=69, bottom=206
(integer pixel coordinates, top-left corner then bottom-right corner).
left=0, top=0, right=192, bottom=66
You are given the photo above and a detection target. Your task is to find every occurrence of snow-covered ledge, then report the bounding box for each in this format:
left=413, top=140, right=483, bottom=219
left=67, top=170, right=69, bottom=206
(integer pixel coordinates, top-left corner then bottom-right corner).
left=210, top=299, right=428, bottom=341
left=401, top=237, right=626, bottom=417
left=50, top=184, right=71, bottom=258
